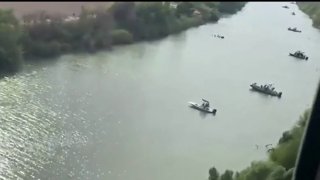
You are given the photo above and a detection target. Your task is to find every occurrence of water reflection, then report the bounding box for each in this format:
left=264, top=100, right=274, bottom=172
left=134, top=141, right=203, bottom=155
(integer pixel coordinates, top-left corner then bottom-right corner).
left=199, top=111, right=209, bottom=119
left=248, top=89, right=282, bottom=100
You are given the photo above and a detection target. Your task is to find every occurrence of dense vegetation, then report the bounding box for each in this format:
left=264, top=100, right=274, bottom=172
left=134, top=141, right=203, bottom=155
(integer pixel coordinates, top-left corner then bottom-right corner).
left=0, top=2, right=246, bottom=75
left=297, top=2, right=320, bottom=28
left=208, top=109, right=310, bottom=180
left=0, top=9, right=23, bottom=74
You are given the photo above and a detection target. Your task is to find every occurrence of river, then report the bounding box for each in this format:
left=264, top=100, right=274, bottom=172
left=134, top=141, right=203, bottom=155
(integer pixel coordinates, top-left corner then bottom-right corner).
left=1, top=2, right=320, bottom=180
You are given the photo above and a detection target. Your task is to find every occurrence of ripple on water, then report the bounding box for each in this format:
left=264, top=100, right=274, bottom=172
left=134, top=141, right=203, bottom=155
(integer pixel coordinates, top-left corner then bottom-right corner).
left=0, top=70, right=88, bottom=179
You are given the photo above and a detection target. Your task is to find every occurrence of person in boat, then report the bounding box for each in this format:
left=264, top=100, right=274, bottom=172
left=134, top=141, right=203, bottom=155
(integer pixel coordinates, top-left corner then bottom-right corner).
left=265, top=84, right=271, bottom=90
left=202, top=99, right=210, bottom=109
left=202, top=102, right=207, bottom=108
left=268, top=85, right=274, bottom=91
left=295, top=51, right=304, bottom=57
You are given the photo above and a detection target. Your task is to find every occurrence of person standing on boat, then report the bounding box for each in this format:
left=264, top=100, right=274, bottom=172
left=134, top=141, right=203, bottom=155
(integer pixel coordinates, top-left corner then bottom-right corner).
left=202, top=99, right=210, bottom=109
left=201, top=99, right=208, bottom=108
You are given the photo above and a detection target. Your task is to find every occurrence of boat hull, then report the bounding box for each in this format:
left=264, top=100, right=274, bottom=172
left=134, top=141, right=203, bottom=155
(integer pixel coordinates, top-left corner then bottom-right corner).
left=250, top=84, right=282, bottom=98
left=188, top=102, right=217, bottom=114
left=289, top=53, right=308, bottom=60
left=288, top=28, right=301, bottom=33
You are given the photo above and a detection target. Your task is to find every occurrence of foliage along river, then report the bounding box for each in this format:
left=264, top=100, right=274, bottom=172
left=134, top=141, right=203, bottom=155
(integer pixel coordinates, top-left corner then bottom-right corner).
left=1, top=2, right=320, bottom=180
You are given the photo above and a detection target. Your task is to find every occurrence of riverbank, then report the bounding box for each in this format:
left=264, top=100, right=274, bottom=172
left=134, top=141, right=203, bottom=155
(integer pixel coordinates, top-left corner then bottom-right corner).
left=0, top=2, right=114, bottom=19
left=297, top=2, right=320, bottom=28
left=208, top=109, right=310, bottom=180
left=0, top=2, right=246, bottom=75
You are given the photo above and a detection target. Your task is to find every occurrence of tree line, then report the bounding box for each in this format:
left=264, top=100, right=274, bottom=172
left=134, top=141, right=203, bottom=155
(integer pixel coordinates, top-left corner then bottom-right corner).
left=0, top=2, right=246, bottom=75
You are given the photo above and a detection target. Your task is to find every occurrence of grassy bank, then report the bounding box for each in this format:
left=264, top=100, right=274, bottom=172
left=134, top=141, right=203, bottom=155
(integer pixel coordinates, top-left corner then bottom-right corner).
left=297, top=2, right=320, bottom=28
left=0, top=2, right=246, bottom=75
left=208, top=109, right=310, bottom=180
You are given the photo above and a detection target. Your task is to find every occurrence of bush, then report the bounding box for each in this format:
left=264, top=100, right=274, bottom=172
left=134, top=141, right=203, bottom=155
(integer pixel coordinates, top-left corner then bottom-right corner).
left=26, top=40, right=62, bottom=58
left=60, top=42, right=73, bottom=52
left=111, top=29, right=133, bottom=45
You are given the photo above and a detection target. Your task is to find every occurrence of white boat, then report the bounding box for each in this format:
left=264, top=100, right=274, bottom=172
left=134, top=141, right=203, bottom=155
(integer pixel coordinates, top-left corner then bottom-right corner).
left=188, top=101, right=217, bottom=114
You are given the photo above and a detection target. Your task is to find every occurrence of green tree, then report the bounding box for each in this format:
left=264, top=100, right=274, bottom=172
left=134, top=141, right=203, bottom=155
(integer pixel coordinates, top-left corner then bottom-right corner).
left=135, top=2, right=174, bottom=39
left=92, top=9, right=113, bottom=49
left=234, top=172, right=240, bottom=179
left=19, top=2, right=246, bottom=61
left=282, top=168, right=294, bottom=180
left=209, top=166, right=219, bottom=180
left=218, top=2, right=245, bottom=14
left=236, top=161, right=280, bottom=180
left=0, top=9, right=23, bottom=73
left=220, top=170, right=234, bottom=180
left=176, top=2, right=194, bottom=17
left=204, top=2, right=219, bottom=9
left=110, top=2, right=136, bottom=30
left=266, top=166, right=286, bottom=180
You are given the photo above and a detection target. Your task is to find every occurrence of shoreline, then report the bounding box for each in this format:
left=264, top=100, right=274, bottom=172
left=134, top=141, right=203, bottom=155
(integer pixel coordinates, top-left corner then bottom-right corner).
left=0, top=2, right=247, bottom=77
left=297, top=2, right=320, bottom=29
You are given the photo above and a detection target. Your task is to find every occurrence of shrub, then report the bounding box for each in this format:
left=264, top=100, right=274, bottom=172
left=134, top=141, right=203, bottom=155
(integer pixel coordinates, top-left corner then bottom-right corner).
left=111, top=29, right=133, bottom=45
